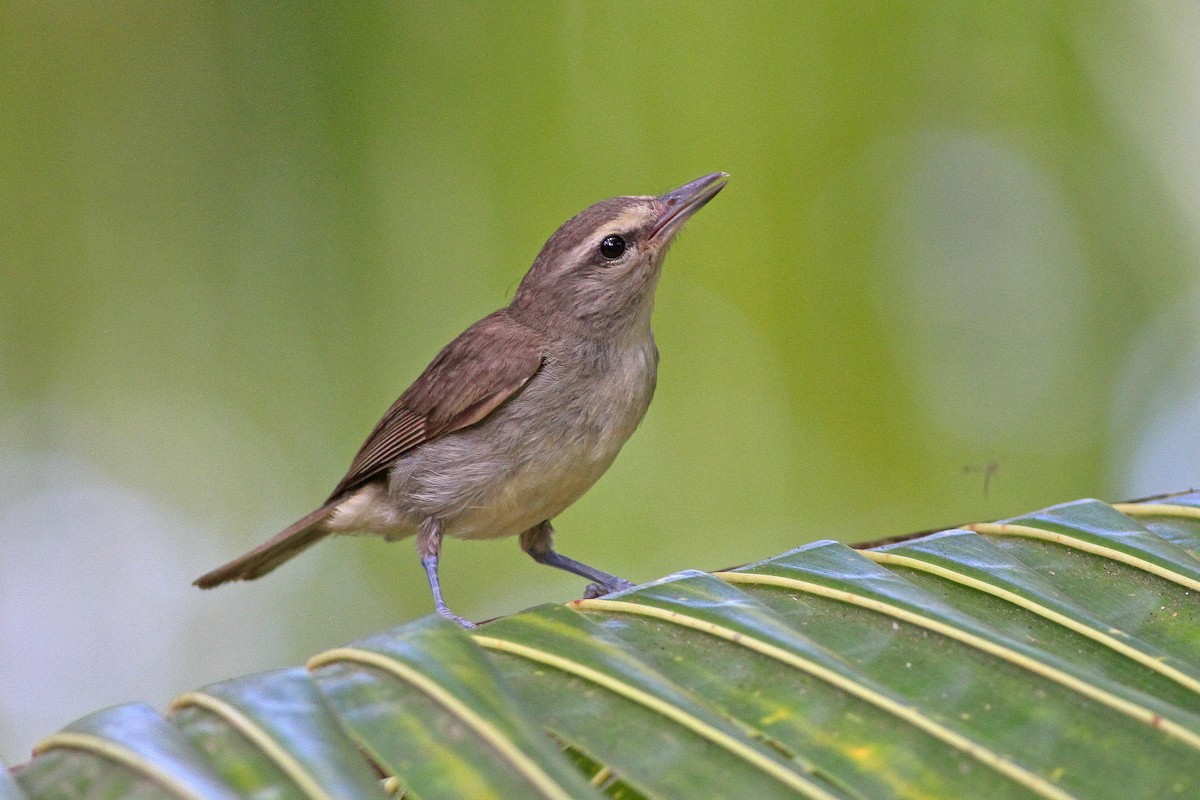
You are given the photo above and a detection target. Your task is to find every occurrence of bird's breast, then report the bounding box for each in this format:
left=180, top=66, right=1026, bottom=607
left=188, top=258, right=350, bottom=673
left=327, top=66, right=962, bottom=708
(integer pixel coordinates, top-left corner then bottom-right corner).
left=389, top=337, right=658, bottom=540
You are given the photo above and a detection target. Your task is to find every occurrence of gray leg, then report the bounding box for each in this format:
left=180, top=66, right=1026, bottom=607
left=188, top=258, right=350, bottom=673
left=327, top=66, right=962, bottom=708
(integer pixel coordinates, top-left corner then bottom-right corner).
left=519, top=521, right=635, bottom=596
left=417, top=518, right=475, bottom=629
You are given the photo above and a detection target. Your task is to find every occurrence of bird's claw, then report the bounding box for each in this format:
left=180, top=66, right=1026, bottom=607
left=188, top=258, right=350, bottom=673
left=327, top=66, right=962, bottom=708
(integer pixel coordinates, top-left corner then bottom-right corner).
left=436, top=607, right=477, bottom=629
left=582, top=578, right=636, bottom=600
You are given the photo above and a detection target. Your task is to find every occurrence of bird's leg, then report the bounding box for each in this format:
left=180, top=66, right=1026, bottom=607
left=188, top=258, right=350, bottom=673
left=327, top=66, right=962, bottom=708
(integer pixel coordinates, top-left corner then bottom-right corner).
left=519, top=521, right=636, bottom=597
left=417, top=518, right=476, bottom=628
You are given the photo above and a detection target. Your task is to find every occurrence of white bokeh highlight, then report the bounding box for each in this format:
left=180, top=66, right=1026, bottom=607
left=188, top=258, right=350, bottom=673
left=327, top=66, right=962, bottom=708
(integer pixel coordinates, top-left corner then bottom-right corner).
left=876, top=131, right=1091, bottom=448
left=0, top=452, right=291, bottom=763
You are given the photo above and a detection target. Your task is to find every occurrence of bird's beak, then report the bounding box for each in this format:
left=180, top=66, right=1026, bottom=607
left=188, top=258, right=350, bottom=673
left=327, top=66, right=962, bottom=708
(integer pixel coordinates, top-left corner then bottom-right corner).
left=649, top=172, right=729, bottom=242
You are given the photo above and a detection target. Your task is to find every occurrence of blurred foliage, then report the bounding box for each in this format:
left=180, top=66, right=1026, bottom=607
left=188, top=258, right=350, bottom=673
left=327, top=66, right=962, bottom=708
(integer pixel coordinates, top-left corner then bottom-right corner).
left=3, top=1, right=1200, bottom=764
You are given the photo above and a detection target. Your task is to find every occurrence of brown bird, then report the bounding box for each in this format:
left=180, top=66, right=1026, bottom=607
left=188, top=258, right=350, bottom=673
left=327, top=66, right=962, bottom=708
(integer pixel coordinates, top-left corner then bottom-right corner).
left=195, top=173, right=728, bottom=626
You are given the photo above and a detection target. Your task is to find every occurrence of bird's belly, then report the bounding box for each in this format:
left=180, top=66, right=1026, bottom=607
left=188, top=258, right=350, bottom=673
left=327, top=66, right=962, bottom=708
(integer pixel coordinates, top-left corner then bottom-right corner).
left=391, top=402, right=648, bottom=540
left=453, top=449, right=613, bottom=540
left=385, top=342, right=656, bottom=540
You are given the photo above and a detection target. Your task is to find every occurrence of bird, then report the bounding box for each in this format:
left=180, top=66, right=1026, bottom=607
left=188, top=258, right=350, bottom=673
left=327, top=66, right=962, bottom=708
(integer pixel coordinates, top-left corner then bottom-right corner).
left=195, top=172, right=729, bottom=627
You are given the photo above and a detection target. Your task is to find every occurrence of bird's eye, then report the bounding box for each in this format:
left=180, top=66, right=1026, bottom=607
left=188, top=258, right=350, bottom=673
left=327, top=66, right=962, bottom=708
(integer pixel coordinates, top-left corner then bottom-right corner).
left=599, top=234, right=626, bottom=260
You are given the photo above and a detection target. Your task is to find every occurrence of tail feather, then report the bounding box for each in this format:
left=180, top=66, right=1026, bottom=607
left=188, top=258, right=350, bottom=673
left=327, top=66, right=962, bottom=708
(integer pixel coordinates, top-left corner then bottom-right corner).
left=194, top=503, right=338, bottom=588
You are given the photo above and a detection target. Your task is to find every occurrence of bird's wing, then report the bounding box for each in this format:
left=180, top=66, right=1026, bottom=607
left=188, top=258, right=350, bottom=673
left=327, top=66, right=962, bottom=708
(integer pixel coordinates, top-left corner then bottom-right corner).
left=326, top=311, right=544, bottom=501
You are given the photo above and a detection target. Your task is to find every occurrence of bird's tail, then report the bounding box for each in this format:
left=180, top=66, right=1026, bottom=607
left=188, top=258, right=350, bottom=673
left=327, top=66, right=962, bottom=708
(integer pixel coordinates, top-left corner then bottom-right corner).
left=194, top=502, right=338, bottom=588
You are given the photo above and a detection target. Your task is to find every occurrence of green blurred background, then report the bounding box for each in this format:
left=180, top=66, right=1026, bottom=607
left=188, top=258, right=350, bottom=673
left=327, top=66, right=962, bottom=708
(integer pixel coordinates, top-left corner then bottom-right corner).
left=4, top=2, right=1200, bottom=763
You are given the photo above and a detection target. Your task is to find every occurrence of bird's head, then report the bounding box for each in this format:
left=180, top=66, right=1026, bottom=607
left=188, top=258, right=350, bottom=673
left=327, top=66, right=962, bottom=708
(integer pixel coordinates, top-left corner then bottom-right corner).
left=511, top=173, right=728, bottom=339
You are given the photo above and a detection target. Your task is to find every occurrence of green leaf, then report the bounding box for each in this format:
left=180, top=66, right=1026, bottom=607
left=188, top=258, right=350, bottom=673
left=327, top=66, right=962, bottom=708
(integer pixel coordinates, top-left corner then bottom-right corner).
left=580, top=571, right=1060, bottom=799
left=1115, top=491, right=1200, bottom=559
left=308, top=615, right=603, bottom=800
left=16, top=704, right=238, bottom=800
left=872, top=528, right=1200, bottom=699
left=478, top=602, right=846, bottom=800
left=168, top=667, right=386, bottom=800
left=723, top=543, right=1200, bottom=799
left=976, top=500, right=1200, bottom=672
left=13, top=495, right=1200, bottom=799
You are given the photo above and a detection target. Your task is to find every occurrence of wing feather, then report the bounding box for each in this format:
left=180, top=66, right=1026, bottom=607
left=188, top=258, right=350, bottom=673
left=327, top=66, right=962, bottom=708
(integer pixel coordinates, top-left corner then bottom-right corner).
left=326, top=310, right=543, bottom=500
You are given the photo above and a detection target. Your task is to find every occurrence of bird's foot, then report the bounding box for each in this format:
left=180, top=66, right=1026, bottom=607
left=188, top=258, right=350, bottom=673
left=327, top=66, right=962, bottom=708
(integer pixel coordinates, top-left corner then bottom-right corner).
left=436, top=606, right=477, bottom=629
left=582, top=578, right=636, bottom=600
